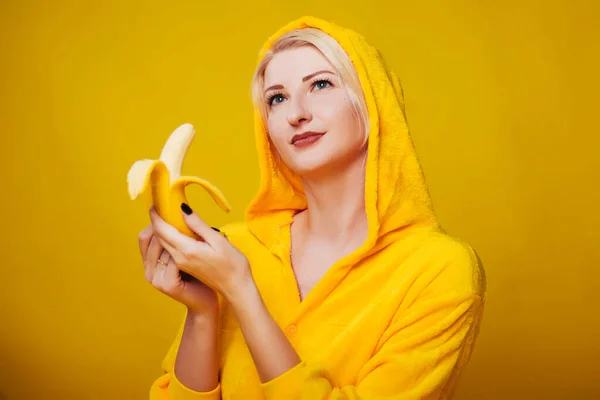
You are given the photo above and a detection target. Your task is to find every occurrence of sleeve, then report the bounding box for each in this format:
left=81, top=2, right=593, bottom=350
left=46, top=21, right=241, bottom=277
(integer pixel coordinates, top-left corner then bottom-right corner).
left=150, top=371, right=220, bottom=400
left=150, top=223, right=240, bottom=400
left=259, top=245, right=486, bottom=400
left=149, top=307, right=223, bottom=400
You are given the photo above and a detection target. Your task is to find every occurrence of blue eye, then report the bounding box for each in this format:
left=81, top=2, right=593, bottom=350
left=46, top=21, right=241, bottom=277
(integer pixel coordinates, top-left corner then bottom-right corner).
left=313, top=79, right=333, bottom=90
left=266, top=92, right=285, bottom=106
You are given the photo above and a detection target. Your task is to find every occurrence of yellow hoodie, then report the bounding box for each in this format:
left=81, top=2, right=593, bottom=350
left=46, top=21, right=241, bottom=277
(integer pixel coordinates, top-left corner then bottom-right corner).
left=150, top=15, right=486, bottom=400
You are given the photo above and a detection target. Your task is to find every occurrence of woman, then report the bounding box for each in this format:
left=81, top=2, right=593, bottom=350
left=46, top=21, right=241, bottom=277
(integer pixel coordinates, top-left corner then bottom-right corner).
left=140, top=15, right=486, bottom=399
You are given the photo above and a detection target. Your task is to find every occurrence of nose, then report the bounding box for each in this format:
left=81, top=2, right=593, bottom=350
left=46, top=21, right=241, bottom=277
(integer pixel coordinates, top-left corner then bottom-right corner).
left=286, top=94, right=312, bottom=126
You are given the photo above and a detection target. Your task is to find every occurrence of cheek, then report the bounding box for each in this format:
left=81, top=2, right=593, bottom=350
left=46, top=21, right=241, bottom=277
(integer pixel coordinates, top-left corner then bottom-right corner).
left=316, top=94, right=358, bottom=135
left=267, top=115, right=289, bottom=149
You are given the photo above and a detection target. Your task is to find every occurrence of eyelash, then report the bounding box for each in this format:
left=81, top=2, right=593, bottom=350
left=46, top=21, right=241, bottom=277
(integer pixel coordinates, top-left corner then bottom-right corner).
left=312, top=77, right=333, bottom=90
left=265, top=78, right=334, bottom=106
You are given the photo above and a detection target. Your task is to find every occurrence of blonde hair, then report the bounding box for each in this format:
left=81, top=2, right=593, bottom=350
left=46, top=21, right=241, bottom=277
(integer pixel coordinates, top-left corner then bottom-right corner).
left=250, top=27, right=370, bottom=149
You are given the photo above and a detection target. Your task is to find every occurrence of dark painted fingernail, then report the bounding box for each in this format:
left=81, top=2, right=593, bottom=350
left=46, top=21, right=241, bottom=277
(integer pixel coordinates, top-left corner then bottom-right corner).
left=211, top=227, right=220, bottom=232
left=181, top=203, right=193, bottom=215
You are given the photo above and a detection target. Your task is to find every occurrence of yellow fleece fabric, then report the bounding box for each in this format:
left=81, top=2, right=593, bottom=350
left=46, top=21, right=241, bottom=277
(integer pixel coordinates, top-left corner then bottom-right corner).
left=150, top=15, right=486, bottom=400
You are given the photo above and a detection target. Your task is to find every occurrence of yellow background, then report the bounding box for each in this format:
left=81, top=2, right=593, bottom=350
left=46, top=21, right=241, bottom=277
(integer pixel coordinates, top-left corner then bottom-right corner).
left=1, top=1, right=598, bottom=398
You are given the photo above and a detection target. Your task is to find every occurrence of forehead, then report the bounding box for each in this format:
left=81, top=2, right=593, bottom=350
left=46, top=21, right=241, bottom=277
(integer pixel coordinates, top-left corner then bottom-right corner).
left=264, top=46, right=334, bottom=86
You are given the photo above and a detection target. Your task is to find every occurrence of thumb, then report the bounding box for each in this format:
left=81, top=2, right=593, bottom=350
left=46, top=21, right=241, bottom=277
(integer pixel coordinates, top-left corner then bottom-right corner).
left=180, top=203, right=220, bottom=244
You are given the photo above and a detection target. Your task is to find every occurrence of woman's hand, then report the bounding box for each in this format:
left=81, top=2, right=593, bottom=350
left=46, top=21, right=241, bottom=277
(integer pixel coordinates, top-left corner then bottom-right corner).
left=138, top=221, right=218, bottom=316
left=149, top=203, right=254, bottom=302
left=149, top=204, right=302, bottom=385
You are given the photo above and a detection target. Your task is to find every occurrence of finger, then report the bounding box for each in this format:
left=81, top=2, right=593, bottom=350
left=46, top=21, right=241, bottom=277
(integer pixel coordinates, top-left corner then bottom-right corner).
left=156, top=232, right=212, bottom=266
left=156, top=259, right=188, bottom=300
left=158, top=249, right=171, bottom=265
left=180, top=202, right=221, bottom=246
left=163, top=257, right=181, bottom=288
left=149, top=206, right=198, bottom=252
left=145, top=235, right=163, bottom=283
left=155, top=236, right=180, bottom=262
left=152, top=259, right=169, bottom=290
left=138, top=224, right=153, bottom=262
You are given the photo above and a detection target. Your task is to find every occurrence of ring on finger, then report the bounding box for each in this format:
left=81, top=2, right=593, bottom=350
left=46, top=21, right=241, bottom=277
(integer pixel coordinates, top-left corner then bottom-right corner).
left=157, top=251, right=170, bottom=266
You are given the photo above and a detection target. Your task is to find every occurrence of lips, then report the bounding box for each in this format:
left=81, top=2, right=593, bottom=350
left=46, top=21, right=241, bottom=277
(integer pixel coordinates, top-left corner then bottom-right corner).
left=291, top=131, right=325, bottom=145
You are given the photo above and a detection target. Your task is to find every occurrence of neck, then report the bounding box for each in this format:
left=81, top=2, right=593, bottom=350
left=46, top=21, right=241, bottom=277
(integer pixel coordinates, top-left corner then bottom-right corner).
left=297, top=151, right=369, bottom=245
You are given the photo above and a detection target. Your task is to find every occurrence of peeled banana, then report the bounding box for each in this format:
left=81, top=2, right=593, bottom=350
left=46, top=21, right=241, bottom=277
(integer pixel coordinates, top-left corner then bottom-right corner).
left=127, top=123, right=231, bottom=238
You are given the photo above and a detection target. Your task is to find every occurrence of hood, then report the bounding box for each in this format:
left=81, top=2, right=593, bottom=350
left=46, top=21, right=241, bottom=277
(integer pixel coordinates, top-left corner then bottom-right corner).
left=245, top=15, right=441, bottom=255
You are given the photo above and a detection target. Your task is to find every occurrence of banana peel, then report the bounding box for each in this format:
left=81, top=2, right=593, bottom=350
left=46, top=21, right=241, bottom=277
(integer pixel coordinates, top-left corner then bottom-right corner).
left=126, top=123, right=232, bottom=238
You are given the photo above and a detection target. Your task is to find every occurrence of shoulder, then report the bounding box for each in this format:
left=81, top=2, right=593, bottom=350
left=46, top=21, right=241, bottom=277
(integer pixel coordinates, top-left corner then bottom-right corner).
left=429, top=231, right=486, bottom=298
left=390, top=230, right=486, bottom=298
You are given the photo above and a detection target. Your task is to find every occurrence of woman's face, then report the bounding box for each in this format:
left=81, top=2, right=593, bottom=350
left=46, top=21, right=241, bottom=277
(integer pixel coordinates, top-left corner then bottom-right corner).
left=263, top=45, right=366, bottom=177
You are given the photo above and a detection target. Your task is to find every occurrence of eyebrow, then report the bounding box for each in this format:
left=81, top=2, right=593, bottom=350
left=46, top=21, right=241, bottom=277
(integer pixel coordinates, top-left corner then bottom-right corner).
left=264, top=70, right=336, bottom=94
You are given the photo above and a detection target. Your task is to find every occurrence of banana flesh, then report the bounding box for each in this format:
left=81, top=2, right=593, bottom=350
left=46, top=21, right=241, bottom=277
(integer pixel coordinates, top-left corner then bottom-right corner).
left=127, top=123, right=231, bottom=238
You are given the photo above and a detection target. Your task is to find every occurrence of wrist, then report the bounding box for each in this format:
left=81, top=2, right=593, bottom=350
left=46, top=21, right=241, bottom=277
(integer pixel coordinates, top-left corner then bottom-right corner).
left=223, top=261, right=256, bottom=304
left=226, top=276, right=261, bottom=318
left=186, top=307, right=219, bottom=326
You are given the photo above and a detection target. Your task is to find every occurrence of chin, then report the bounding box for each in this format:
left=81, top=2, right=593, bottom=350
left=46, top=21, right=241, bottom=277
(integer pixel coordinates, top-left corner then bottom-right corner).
left=291, top=162, right=330, bottom=177
left=284, top=151, right=340, bottom=177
